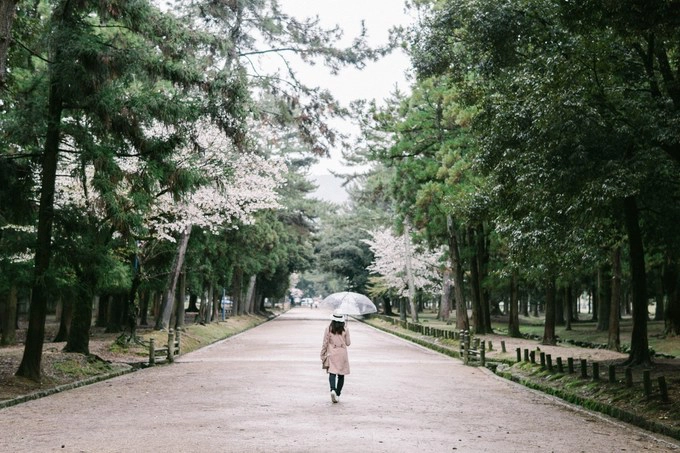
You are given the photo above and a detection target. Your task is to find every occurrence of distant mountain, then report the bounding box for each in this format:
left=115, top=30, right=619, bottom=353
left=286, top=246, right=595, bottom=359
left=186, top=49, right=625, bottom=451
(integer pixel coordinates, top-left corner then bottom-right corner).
left=309, top=174, right=349, bottom=204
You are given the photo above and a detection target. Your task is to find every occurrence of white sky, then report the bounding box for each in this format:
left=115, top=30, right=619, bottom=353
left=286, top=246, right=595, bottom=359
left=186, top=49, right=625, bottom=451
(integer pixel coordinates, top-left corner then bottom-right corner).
left=277, top=0, right=414, bottom=175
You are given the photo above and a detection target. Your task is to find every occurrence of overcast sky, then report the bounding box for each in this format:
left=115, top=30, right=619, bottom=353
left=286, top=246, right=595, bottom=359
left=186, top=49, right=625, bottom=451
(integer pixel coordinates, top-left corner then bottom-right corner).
left=278, top=0, right=415, bottom=176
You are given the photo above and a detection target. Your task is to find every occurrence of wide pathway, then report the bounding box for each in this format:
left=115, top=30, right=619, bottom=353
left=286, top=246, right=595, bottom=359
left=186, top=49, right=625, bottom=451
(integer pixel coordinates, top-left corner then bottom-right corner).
left=1, top=308, right=678, bottom=452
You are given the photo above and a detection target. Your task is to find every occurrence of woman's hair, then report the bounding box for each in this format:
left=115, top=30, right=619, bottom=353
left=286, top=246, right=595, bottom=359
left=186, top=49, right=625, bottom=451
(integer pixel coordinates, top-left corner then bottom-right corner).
left=329, top=320, right=345, bottom=335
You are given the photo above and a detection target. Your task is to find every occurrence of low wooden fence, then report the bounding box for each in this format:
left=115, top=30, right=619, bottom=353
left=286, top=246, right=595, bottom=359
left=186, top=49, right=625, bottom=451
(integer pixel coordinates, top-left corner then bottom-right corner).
left=370, top=314, right=671, bottom=403
left=459, top=330, right=485, bottom=366
left=148, top=330, right=181, bottom=366
left=515, top=347, right=671, bottom=403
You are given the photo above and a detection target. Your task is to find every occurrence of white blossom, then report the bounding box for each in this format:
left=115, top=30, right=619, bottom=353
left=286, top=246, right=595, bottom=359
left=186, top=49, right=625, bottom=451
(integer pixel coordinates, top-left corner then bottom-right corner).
left=363, top=227, right=444, bottom=297
left=52, top=119, right=286, bottom=243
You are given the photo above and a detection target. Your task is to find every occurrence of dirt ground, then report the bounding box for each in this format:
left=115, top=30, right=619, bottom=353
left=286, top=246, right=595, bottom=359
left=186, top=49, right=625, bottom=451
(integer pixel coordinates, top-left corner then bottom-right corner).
left=0, top=323, right=154, bottom=402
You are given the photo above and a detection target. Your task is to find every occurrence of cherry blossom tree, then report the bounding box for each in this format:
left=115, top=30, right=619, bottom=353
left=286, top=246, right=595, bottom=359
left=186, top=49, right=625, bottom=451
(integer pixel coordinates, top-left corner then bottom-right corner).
left=142, top=122, right=286, bottom=330
left=364, top=226, right=444, bottom=322
left=49, top=119, right=287, bottom=339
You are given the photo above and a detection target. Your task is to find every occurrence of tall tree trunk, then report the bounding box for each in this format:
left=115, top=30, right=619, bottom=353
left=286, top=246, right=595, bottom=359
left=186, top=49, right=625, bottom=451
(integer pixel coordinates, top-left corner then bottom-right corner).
left=152, top=292, right=161, bottom=320
left=467, top=226, right=484, bottom=333
left=245, top=275, right=257, bottom=315
left=96, top=295, right=109, bottom=327
left=565, top=285, right=573, bottom=331
left=608, top=246, right=621, bottom=351
left=508, top=271, right=521, bottom=338
left=139, top=291, right=150, bottom=326
left=156, top=224, right=192, bottom=330
left=382, top=296, right=393, bottom=316
left=476, top=223, right=492, bottom=332
left=198, top=283, right=209, bottom=324
left=399, top=297, right=407, bottom=322
left=16, top=19, right=66, bottom=379
left=186, top=293, right=199, bottom=313
left=438, top=268, right=452, bottom=322
left=653, top=267, right=665, bottom=322
left=663, top=257, right=680, bottom=335
left=126, top=255, right=142, bottom=338
left=212, top=284, right=220, bottom=321
left=542, top=278, right=557, bottom=345
left=596, top=265, right=611, bottom=331
left=205, top=281, right=214, bottom=324
left=572, top=286, right=580, bottom=320
left=174, top=268, right=186, bottom=330
left=591, top=283, right=599, bottom=322
left=106, top=294, right=124, bottom=333
left=1, top=285, right=17, bottom=345
left=447, top=216, right=468, bottom=331
left=403, top=223, right=419, bottom=323
left=623, top=196, right=650, bottom=365
left=53, top=296, right=73, bottom=342
left=64, top=266, right=97, bottom=354
left=666, top=291, right=680, bottom=335
left=555, top=285, right=565, bottom=326
left=257, top=292, right=266, bottom=314
left=232, top=268, right=243, bottom=316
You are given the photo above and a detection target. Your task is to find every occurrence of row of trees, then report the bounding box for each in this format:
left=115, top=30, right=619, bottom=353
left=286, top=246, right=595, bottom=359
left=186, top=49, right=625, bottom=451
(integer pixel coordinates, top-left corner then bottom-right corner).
left=310, top=0, right=680, bottom=367
left=0, top=0, right=387, bottom=381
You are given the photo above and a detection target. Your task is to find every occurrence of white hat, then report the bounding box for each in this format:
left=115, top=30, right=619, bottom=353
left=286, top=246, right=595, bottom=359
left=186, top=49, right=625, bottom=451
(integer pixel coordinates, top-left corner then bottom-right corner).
left=331, top=312, right=345, bottom=323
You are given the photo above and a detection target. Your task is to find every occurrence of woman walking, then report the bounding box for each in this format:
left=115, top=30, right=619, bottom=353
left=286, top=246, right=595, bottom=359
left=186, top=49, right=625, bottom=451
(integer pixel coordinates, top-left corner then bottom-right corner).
left=320, top=311, right=351, bottom=403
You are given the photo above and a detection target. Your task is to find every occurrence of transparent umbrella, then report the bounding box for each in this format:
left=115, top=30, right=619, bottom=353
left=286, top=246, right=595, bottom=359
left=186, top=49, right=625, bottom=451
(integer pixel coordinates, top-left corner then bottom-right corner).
left=321, top=291, right=377, bottom=315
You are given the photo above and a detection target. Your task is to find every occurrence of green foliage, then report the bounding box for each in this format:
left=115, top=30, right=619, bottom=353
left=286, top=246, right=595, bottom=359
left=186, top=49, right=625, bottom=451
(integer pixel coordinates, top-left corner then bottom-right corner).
left=313, top=208, right=376, bottom=292
left=53, top=355, right=114, bottom=378
left=403, top=0, right=680, bottom=299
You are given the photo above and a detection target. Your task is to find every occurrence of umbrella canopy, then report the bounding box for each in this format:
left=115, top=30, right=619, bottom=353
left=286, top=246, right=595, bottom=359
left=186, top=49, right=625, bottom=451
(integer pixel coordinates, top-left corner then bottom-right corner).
left=321, top=291, right=377, bottom=315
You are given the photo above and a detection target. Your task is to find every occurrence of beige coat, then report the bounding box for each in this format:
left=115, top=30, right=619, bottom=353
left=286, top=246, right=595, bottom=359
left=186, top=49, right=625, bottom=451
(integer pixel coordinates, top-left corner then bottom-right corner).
left=320, top=325, right=351, bottom=375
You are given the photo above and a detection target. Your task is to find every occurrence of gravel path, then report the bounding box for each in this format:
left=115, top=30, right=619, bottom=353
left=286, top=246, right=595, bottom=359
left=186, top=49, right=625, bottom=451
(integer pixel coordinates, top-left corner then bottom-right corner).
left=1, top=308, right=678, bottom=452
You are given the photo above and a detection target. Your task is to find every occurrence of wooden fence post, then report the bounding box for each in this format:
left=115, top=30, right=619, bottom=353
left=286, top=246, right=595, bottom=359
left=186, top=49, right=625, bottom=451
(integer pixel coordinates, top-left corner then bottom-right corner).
left=167, top=330, right=174, bottom=363
left=516, top=348, right=522, bottom=362
left=480, top=341, right=486, bottom=367
left=149, top=338, right=156, bottom=366
left=567, top=357, right=574, bottom=374
left=556, top=357, right=563, bottom=373
left=501, top=341, right=506, bottom=353
left=592, top=362, right=599, bottom=381
left=625, top=367, right=633, bottom=388
left=643, top=370, right=652, bottom=399
left=463, top=331, right=469, bottom=365
left=658, top=377, right=669, bottom=403
left=580, top=359, right=588, bottom=378
left=608, top=365, right=616, bottom=383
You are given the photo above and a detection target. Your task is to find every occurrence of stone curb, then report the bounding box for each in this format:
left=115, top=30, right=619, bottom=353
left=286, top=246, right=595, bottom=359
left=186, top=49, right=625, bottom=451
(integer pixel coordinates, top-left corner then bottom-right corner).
left=0, top=366, right=136, bottom=410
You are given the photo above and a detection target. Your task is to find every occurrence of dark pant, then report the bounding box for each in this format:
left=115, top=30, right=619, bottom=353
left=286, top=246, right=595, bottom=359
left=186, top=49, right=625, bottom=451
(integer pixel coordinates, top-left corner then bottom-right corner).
left=329, top=373, right=344, bottom=395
